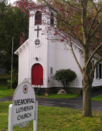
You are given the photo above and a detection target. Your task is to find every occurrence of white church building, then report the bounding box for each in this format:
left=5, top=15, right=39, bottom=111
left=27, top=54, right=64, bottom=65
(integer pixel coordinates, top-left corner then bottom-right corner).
left=14, top=6, right=102, bottom=93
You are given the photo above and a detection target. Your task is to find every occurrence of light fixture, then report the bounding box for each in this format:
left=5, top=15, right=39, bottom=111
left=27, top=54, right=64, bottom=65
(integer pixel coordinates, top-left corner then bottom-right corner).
left=35, top=57, right=38, bottom=61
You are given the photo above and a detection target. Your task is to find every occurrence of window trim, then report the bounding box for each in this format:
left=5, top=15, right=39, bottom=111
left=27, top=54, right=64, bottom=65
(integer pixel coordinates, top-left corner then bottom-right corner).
left=50, top=12, right=54, bottom=26
left=35, top=39, right=41, bottom=47
left=35, top=11, right=42, bottom=25
left=96, top=63, right=102, bottom=79
left=50, top=67, right=53, bottom=75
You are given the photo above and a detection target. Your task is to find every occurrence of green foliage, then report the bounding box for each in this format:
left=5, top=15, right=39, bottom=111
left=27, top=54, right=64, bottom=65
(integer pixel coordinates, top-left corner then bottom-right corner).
left=7, top=78, right=18, bottom=89
left=0, top=1, right=29, bottom=72
left=0, top=70, right=18, bottom=88
left=0, top=72, right=18, bottom=89
left=53, top=69, right=76, bottom=91
left=0, top=73, right=10, bottom=85
left=7, top=73, right=18, bottom=89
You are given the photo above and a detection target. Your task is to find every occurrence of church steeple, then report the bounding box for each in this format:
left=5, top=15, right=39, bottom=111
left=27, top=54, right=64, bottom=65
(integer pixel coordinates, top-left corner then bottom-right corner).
left=29, top=5, right=56, bottom=30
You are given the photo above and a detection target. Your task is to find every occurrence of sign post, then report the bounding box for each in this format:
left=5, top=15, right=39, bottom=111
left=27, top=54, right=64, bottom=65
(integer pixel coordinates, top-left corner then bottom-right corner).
left=8, top=82, right=38, bottom=131
left=8, top=104, right=13, bottom=131
left=33, top=101, right=38, bottom=131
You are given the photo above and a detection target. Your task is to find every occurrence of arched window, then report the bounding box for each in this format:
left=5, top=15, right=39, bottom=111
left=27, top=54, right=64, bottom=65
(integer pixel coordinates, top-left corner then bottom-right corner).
left=50, top=12, right=54, bottom=25
left=35, top=11, right=42, bottom=25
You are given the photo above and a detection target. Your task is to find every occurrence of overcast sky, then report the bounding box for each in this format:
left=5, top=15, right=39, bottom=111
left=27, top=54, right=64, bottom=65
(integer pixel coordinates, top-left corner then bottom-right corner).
left=8, top=0, right=36, bottom=5
left=7, top=0, right=99, bottom=5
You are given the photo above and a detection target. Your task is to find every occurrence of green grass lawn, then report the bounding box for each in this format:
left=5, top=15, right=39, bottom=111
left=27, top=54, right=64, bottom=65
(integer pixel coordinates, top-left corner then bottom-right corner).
left=0, top=85, right=15, bottom=98
left=92, top=94, right=102, bottom=101
left=36, top=94, right=78, bottom=99
left=0, top=85, right=102, bottom=130
left=0, top=101, right=102, bottom=131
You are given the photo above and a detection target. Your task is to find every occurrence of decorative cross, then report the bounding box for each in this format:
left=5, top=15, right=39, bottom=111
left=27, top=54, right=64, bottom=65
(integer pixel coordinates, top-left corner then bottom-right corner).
left=34, top=26, right=42, bottom=38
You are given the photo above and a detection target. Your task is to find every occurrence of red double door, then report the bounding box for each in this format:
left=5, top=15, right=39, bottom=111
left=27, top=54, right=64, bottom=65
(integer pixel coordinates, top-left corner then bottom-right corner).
left=32, top=64, right=43, bottom=85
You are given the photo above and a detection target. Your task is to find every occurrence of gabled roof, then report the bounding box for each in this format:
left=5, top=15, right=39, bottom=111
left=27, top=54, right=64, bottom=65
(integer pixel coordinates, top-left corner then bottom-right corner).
left=14, top=39, right=29, bottom=55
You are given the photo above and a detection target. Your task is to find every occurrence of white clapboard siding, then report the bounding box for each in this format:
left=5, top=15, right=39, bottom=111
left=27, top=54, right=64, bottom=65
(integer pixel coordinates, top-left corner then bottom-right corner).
left=15, top=7, right=102, bottom=88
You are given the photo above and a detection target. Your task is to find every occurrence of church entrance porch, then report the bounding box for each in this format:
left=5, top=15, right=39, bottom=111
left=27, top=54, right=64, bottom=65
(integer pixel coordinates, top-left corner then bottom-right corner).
left=31, top=64, right=43, bottom=85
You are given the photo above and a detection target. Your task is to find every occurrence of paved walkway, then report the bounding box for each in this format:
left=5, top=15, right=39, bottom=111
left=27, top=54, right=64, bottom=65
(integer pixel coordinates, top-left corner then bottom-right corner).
left=0, top=89, right=102, bottom=111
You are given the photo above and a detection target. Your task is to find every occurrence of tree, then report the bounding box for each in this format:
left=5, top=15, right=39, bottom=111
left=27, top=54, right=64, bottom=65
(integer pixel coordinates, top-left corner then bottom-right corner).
left=52, top=69, right=76, bottom=92
left=14, top=0, right=102, bottom=117
left=0, top=1, right=29, bottom=72
left=41, top=0, right=102, bottom=117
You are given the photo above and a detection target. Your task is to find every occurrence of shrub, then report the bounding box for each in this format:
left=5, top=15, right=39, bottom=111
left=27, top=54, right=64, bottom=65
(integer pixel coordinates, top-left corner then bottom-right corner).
left=0, top=74, right=10, bottom=85
left=52, top=69, right=76, bottom=92
left=7, top=73, right=18, bottom=89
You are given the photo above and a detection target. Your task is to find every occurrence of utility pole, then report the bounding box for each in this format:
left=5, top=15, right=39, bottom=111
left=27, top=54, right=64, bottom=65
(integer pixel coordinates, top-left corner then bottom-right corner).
left=11, top=37, right=14, bottom=89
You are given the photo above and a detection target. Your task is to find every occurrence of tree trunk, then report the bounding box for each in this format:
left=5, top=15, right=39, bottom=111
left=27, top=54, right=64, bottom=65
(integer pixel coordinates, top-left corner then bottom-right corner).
left=82, top=41, right=93, bottom=117
left=82, top=71, right=93, bottom=117
left=82, top=85, right=92, bottom=117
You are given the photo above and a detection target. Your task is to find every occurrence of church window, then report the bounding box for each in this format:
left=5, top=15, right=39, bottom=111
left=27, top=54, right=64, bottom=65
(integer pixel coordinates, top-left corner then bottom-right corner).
left=35, top=39, right=40, bottom=46
left=50, top=67, right=53, bottom=75
left=50, top=12, right=54, bottom=25
left=96, top=63, right=102, bottom=79
left=35, top=11, right=42, bottom=25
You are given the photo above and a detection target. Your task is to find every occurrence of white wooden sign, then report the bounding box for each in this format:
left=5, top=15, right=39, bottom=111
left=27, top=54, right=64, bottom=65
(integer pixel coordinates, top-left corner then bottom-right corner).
left=8, top=82, right=38, bottom=131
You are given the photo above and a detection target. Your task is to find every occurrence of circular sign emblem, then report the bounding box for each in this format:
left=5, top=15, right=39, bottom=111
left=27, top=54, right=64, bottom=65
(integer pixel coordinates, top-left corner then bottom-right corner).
left=23, top=85, right=28, bottom=94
